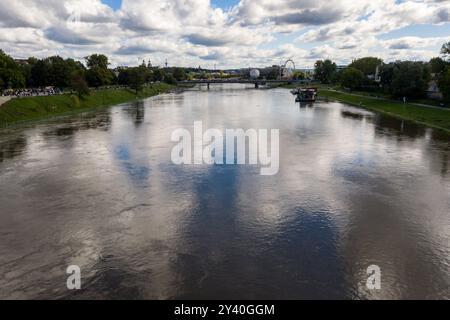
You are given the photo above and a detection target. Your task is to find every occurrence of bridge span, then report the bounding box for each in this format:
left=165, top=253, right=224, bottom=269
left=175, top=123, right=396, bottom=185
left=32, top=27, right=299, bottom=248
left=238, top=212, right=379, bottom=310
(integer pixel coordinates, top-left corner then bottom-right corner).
left=178, top=79, right=311, bottom=89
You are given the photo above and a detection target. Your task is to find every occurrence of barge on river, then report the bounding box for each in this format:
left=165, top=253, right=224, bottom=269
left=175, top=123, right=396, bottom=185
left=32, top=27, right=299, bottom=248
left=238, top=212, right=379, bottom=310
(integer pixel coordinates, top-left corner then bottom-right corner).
left=291, top=88, right=318, bottom=103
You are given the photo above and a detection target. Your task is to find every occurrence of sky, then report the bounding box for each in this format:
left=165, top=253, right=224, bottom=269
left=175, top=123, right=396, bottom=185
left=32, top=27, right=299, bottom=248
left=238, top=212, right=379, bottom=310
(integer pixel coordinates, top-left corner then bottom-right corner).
left=0, top=0, right=448, bottom=69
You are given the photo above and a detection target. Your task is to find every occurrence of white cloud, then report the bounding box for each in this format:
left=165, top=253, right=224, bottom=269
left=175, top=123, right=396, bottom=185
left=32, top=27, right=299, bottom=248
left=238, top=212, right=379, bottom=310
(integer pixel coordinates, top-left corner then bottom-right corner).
left=296, top=0, right=449, bottom=44
left=0, top=0, right=448, bottom=68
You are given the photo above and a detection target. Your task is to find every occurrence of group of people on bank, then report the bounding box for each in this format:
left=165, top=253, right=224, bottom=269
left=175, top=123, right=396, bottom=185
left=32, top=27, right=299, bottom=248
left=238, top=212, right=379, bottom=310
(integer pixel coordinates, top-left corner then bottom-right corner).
left=1, top=87, right=62, bottom=98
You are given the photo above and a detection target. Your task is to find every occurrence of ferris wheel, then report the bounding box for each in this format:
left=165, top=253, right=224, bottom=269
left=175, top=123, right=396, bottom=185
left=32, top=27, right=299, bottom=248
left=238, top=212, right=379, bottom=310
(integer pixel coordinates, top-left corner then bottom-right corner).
left=284, top=59, right=296, bottom=70
left=280, top=59, right=296, bottom=79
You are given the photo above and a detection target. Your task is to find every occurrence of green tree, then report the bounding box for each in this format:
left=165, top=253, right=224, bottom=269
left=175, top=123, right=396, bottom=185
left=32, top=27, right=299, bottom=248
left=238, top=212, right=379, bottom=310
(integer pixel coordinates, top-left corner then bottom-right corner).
left=48, top=56, right=78, bottom=87
left=70, top=70, right=90, bottom=98
left=118, top=68, right=131, bottom=85
left=292, top=71, right=305, bottom=80
left=153, top=68, right=165, bottom=82
left=27, top=57, right=38, bottom=65
left=173, top=68, right=186, bottom=81
left=0, top=50, right=17, bottom=69
left=20, top=58, right=37, bottom=88
left=0, top=50, right=25, bottom=89
left=441, top=42, right=450, bottom=61
left=164, top=73, right=176, bottom=85
left=118, top=65, right=152, bottom=88
left=110, top=69, right=119, bottom=85
left=29, top=56, right=84, bottom=88
left=438, top=68, right=450, bottom=102
left=379, top=63, right=395, bottom=93
left=340, top=67, right=365, bottom=90
left=84, top=54, right=112, bottom=87
left=389, top=61, right=430, bottom=98
left=349, top=57, right=383, bottom=77
left=429, top=57, right=448, bottom=76
left=140, top=66, right=153, bottom=83
left=314, top=60, right=337, bottom=84
left=86, top=66, right=112, bottom=88
left=1, top=69, right=25, bottom=89
left=266, top=68, right=280, bottom=80
left=85, top=54, right=109, bottom=69
left=128, top=67, right=145, bottom=94
left=30, top=59, right=50, bottom=87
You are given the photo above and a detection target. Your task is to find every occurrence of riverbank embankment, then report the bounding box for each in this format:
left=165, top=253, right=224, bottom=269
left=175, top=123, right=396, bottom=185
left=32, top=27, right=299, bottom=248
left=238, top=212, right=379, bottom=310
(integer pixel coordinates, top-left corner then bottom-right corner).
left=0, top=84, right=173, bottom=126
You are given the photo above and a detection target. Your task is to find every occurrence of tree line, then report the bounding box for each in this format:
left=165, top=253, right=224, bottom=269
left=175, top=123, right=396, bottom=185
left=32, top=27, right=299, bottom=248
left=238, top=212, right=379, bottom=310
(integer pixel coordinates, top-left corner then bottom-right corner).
left=313, top=42, right=450, bottom=102
left=2, top=43, right=450, bottom=101
left=0, top=51, right=187, bottom=97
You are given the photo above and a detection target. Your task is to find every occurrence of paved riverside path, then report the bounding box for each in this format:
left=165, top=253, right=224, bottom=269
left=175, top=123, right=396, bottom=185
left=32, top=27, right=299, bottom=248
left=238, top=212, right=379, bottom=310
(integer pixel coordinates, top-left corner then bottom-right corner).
left=0, top=96, right=11, bottom=107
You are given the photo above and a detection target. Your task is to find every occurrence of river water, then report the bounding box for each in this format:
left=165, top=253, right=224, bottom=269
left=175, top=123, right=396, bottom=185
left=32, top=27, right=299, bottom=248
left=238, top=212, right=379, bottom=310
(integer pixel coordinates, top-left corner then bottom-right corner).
left=0, top=85, right=449, bottom=299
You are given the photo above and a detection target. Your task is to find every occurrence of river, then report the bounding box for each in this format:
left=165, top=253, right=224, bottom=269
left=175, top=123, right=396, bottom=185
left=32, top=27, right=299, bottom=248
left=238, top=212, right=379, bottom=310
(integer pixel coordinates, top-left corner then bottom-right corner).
left=0, top=85, right=449, bottom=299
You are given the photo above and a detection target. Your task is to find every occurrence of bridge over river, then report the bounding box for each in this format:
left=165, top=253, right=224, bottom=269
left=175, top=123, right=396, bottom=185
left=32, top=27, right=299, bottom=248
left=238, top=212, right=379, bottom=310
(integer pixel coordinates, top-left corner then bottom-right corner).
left=178, top=79, right=311, bottom=88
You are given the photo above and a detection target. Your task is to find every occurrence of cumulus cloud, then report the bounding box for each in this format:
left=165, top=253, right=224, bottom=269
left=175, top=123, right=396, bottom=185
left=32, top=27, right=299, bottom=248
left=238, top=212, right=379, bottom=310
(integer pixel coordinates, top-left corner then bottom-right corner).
left=297, top=0, right=449, bottom=43
left=0, top=0, right=448, bottom=68
left=44, top=26, right=101, bottom=45
left=272, top=9, right=344, bottom=26
left=233, top=0, right=380, bottom=28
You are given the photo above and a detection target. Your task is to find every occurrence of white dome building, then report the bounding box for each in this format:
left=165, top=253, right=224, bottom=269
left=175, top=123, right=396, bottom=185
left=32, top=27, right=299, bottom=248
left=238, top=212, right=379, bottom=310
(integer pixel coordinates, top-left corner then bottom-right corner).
left=249, top=69, right=260, bottom=79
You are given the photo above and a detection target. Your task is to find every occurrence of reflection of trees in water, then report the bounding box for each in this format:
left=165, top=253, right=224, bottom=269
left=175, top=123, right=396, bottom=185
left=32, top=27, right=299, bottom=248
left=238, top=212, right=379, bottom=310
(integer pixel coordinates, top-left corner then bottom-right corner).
left=0, top=112, right=113, bottom=162
left=41, top=112, right=113, bottom=142
left=439, top=152, right=449, bottom=176
left=123, top=101, right=145, bottom=127
left=374, top=114, right=450, bottom=177
left=428, top=131, right=450, bottom=177
left=374, top=115, right=426, bottom=140
left=0, top=135, right=27, bottom=162
left=43, top=127, right=79, bottom=138
left=299, top=102, right=314, bottom=108
left=430, top=130, right=450, bottom=142
left=339, top=109, right=377, bottom=121
left=76, top=112, right=112, bottom=131
left=341, top=110, right=365, bottom=120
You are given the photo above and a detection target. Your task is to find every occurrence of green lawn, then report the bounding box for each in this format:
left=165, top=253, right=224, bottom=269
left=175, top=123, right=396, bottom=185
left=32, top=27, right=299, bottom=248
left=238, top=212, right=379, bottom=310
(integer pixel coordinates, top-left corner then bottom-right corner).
left=0, top=84, right=173, bottom=126
left=319, top=89, right=450, bottom=133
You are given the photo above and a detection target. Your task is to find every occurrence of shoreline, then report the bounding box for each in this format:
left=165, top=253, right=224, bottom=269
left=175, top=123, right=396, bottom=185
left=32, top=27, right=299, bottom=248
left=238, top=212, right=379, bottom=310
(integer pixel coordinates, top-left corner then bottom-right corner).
left=2, top=84, right=449, bottom=135
left=0, top=84, right=174, bottom=127
left=316, top=89, right=450, bottom=134
left=279, top=85, right=450, bottom=134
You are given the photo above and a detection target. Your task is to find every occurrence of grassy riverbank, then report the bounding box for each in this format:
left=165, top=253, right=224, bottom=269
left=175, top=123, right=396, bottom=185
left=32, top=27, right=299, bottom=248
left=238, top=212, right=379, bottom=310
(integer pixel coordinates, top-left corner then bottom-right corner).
left=279, top=83, right=450, bottom=133
left=318, top=89, right=450, bottom=133
left=0, top=83, right=173, bottom=126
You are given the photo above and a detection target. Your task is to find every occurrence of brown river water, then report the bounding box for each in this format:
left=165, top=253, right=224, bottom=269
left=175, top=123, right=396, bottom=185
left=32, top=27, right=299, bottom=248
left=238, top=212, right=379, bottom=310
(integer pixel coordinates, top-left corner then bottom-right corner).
left=0, top=85, right=449, bottom=299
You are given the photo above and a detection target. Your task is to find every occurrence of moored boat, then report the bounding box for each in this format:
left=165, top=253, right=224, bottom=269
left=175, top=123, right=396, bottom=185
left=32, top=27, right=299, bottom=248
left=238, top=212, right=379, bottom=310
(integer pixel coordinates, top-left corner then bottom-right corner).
left=292, top=88, right=318, bottom=102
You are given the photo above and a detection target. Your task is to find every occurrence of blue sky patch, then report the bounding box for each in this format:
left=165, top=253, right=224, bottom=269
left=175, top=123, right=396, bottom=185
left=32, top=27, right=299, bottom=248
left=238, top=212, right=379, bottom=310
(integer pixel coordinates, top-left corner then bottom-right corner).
left=101, top=0, right=122, bottom=10
left=101, top=0, right=240, bottom=11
